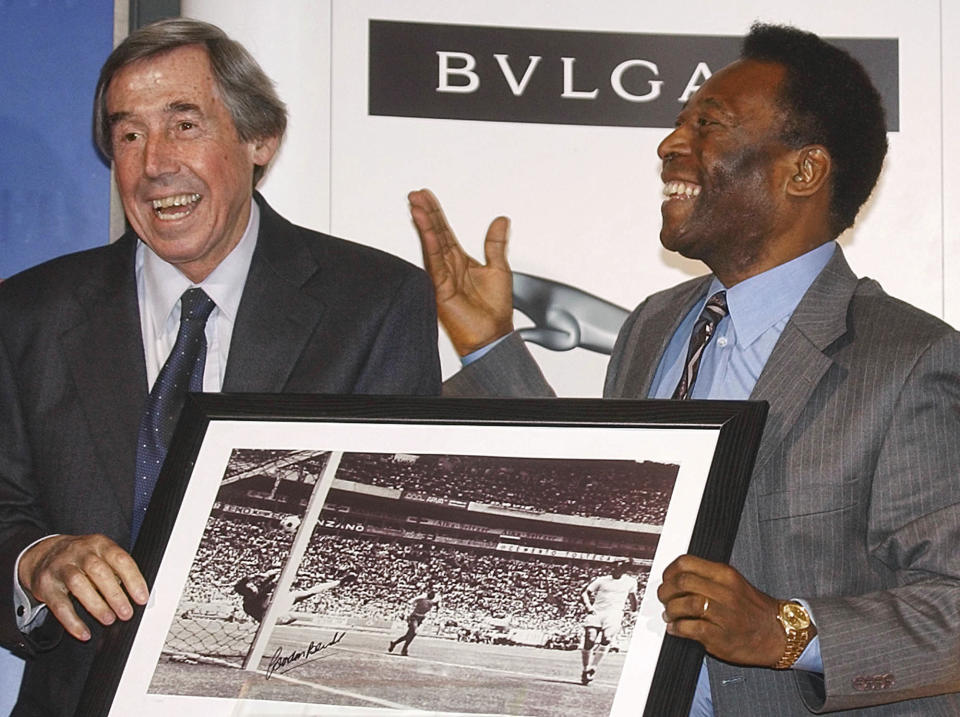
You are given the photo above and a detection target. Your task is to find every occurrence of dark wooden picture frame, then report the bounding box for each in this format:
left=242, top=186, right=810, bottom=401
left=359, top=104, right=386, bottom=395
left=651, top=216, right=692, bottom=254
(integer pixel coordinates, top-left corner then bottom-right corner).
left=79, top=394, right=766, bottom=717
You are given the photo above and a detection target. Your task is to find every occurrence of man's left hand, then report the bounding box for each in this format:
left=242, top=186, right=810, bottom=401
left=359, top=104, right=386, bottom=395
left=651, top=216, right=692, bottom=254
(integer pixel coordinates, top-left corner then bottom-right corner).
left=657, top=554, right=785, bottom=667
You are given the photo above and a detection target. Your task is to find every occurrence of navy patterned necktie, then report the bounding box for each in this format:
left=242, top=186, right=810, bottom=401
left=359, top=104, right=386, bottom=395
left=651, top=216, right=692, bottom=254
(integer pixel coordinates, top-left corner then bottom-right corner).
left=672, top=291, right=728, bottom=400
left=132, top=288, right=216, bottom=542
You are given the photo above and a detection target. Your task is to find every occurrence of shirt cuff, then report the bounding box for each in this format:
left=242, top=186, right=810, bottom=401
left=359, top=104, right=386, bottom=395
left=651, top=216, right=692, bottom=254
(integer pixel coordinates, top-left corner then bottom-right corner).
left=460, top=334, right=510, bottom=366
left=791, top=597, right=823, bottom=674
left=13, top=535, right=58, bottom=632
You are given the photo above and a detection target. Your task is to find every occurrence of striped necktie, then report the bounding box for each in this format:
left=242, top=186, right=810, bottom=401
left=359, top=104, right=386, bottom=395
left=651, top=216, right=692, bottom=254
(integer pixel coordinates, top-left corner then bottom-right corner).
left=672, top=291, right=728, bottom=400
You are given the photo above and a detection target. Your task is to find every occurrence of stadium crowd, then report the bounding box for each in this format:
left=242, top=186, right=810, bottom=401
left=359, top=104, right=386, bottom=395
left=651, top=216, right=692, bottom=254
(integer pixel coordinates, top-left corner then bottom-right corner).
left=297, top=531, right=638, bottom=644
left=336, top=453, right=675, bottom=524
left=177, top=515, right=642, bottom=648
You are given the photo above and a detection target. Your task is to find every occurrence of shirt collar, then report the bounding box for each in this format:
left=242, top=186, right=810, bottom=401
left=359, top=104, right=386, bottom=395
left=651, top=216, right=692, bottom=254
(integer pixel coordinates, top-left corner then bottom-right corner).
left=708, top=241, right=836, bottom=348
left=137, top=198, right=260, bottom=339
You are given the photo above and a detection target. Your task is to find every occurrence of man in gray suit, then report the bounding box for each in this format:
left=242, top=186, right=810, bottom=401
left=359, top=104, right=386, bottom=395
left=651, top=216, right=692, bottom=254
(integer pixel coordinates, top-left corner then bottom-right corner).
left=0, top=19, right=439, bottom=715
left=409, top=24, right=960, bottom=715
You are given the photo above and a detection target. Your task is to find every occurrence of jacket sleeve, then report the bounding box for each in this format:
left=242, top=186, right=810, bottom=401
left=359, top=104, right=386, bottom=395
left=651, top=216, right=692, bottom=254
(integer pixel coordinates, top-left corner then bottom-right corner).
left=441, top=332, right=556, bottom=398
left=799, top=329, right=960, bottom=712
left=0, top=322, right=58, bottom=657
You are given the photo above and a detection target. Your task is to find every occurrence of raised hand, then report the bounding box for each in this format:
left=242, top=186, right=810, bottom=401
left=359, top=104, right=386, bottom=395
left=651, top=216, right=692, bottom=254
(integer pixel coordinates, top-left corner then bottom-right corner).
left=18, top=533, right=149, bottom=641
left=408, top=189, right=514, bottom=355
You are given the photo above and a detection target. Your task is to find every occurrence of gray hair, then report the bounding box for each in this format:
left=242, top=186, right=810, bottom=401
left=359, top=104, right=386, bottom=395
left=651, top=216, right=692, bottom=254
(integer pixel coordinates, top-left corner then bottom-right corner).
left=94, top=17, right=287, bottom=184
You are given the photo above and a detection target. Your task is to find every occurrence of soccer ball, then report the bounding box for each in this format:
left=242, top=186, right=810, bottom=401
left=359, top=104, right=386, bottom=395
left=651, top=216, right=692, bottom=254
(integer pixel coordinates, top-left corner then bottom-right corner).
left=279, top=515, right=302, bottom=534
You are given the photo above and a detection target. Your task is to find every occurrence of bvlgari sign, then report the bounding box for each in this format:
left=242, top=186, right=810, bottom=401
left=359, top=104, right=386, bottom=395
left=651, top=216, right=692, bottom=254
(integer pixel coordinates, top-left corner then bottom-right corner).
left=368, top=20, right=899, bottom=131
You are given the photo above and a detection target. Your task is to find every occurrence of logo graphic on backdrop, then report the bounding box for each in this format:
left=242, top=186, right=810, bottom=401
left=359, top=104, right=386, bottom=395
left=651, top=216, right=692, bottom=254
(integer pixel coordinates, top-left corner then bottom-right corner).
left=369, top=21, right=899, bottom=131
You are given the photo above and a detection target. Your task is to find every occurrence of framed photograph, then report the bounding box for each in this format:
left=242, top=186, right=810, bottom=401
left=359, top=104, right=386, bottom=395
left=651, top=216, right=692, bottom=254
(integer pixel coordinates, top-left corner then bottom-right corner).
left=79, top=395, right=766, bottom=717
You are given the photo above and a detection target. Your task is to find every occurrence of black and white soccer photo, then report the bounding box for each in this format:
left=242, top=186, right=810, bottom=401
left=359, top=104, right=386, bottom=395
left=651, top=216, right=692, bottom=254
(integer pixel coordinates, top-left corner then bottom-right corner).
left=148, top=448, right=677, bottom=715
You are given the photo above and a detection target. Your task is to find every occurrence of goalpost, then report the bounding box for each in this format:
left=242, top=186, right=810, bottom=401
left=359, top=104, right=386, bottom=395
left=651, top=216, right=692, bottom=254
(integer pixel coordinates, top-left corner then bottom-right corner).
left=241, top=451, right=344, bottom=670
left=159, top=450, right=344, bottom=667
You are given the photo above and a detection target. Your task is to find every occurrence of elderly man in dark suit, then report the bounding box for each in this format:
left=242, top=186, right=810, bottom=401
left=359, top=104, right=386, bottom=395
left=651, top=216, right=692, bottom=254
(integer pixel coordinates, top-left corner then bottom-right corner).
left=0, top=18, right=439, bottom=715
left=409, top=24, right=960, bottom=716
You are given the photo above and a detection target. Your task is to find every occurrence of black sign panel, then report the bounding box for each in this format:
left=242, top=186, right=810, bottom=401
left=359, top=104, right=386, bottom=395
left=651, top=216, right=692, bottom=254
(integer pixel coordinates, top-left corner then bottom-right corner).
left=369, top=20, right=899, bottom=131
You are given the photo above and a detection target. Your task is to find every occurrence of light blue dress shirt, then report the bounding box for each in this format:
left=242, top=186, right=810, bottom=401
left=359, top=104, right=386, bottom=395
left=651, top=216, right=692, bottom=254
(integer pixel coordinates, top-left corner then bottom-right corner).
left=0, top=647, right=23, bottom=714
left=648, top=241, right=836, bottom=715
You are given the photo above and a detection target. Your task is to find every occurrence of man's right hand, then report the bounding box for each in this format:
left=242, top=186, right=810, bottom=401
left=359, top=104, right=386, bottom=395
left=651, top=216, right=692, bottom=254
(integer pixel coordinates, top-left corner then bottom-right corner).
left=18, top=534, right=148, bottom=642
left=408, top=189, right=515, bottom=356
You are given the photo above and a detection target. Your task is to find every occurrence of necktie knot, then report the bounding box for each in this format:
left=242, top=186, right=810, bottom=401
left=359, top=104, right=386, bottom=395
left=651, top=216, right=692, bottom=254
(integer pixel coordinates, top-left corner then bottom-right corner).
left=180, top=287, right=216, bottom=323
left=703, top=291, right=728, bottom=322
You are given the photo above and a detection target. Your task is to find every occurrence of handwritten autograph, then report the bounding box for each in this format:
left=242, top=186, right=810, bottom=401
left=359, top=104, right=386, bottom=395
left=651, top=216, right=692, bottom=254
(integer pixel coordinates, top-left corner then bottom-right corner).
left=265, top=631, right=346, bottom=679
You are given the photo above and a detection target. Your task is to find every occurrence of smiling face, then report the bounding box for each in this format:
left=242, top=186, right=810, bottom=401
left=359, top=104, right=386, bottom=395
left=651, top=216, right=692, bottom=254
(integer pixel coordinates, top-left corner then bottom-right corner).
left=657, top=60, right=801, bottom=285
left=106, top=44, right=278, bottom=282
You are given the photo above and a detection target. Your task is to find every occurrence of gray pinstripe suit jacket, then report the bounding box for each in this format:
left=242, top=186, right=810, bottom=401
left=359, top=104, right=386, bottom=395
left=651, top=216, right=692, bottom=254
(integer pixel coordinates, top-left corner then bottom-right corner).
left=446, top=247, right=960, bottom=714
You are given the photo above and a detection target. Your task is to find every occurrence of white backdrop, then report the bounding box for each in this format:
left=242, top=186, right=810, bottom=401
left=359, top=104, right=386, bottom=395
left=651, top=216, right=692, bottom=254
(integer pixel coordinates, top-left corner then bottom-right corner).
left=183, top=0, right=955, bottom=396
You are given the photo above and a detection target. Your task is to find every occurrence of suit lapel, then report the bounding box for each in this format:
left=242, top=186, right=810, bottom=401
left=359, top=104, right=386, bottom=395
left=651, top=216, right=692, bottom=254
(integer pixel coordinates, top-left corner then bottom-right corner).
left=748, top=247, right=858, bottom=476
left=611, top=278, right=710, bottom=398
left=223, top=195, right=325, bottom=392
left=60, top=235, right=146, bottom=517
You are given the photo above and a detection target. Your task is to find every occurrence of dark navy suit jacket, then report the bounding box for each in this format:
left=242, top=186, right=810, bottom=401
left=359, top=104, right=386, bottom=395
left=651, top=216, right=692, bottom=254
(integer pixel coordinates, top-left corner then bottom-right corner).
left=0, top=194, right=441, bottom=715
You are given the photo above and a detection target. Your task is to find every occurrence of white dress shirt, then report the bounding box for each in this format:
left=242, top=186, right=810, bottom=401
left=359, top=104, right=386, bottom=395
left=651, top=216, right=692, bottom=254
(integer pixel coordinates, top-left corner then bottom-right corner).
left=137, top=199, right=259, bottom=391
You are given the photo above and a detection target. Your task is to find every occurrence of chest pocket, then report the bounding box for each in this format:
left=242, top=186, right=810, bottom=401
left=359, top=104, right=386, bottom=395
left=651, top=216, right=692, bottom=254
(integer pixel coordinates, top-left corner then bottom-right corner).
left=757, top=482, right=859, bottom=521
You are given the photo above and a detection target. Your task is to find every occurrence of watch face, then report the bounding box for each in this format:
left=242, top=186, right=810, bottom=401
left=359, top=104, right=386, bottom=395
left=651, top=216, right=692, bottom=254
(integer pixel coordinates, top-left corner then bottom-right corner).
left=781, top=602, right=811, bottom=630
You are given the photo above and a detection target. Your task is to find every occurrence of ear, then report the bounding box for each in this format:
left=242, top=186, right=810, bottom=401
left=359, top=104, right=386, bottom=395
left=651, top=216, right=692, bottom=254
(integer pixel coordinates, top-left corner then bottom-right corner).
left=786, top=145, right=831, bottom=198
left=249, top=134, right=280, bottom=166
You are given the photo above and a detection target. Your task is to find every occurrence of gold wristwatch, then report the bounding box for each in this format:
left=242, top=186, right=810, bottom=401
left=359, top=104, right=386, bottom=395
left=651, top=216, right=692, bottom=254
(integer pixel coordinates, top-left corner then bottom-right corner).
left=774, top=600, right=816, bottom=669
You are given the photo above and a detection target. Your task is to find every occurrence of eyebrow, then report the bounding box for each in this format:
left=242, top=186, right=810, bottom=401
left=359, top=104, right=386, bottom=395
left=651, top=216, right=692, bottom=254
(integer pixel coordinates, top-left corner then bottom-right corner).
left=700, top=97, right=733, bottom=115
left=107, top=102, right=203, bottom=127
left=692, top=96, right=737, bottom=125
left=166, top=101, right=202, bottom=115
left=107, top=111, right=131, bottom=127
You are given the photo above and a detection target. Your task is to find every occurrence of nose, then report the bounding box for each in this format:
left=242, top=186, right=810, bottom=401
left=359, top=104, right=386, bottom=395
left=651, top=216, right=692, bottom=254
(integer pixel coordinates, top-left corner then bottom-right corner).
left=143, top=132, right=178, bottom=178
left=657, top=124, right=691, bottom=162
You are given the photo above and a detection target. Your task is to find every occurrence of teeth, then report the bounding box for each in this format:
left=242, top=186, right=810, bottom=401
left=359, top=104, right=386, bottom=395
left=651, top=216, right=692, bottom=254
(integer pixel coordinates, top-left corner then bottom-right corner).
left=152, top=193, right=201, bottom=210
left=663, top=181, right=701, bottom=199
